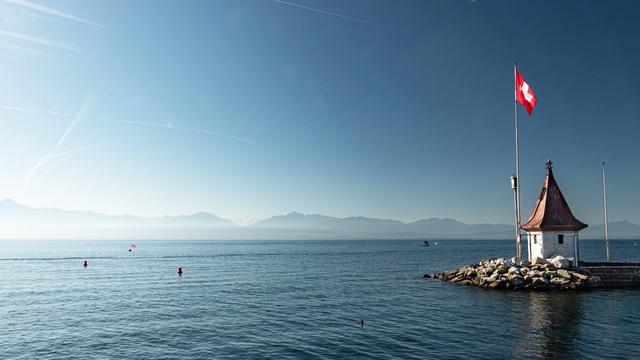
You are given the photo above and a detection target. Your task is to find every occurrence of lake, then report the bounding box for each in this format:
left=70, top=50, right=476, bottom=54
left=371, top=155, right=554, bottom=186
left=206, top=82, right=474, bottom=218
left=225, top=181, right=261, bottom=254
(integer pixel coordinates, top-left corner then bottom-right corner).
left=1, top=239, right=638, bottom=359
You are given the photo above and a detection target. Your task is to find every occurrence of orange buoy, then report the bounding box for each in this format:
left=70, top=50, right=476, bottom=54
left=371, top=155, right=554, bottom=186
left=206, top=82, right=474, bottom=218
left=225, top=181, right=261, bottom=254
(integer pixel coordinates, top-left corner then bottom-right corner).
left=177, top=266, right=183, bottom=275
left=83, top=260, right=88, bottom=268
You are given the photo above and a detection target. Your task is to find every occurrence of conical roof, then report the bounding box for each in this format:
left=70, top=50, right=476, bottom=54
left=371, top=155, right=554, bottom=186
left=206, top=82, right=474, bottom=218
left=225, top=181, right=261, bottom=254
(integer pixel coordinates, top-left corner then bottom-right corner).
left=521, top=161, right=588, bottom=232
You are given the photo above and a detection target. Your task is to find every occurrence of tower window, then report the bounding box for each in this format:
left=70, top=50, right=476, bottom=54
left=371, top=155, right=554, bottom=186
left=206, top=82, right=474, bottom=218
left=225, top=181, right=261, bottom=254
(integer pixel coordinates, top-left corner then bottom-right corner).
left=558, top=234, right=564, bottom=244
left=533, top=235, right=537, bottom=244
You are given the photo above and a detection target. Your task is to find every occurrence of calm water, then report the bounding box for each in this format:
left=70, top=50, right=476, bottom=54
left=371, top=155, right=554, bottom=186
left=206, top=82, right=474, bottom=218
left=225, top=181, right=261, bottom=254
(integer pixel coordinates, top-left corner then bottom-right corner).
left=1, top=239, right=639, bottom=359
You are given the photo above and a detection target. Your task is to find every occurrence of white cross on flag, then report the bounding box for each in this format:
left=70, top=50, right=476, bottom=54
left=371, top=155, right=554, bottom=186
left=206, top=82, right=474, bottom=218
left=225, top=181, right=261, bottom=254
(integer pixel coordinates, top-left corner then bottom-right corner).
left=515, top=70, right=537, bottom=115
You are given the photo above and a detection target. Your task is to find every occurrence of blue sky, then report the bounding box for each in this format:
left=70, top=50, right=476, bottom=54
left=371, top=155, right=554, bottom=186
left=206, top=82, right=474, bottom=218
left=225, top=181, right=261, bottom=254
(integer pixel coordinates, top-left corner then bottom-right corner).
left=0, top=0, right=639, bottom=225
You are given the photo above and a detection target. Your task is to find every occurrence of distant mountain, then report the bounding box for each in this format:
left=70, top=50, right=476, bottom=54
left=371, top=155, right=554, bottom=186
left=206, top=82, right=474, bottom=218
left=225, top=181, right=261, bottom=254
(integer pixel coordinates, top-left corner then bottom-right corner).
left=0, top=199, right=637, bottom=240
left=155, top=212, right=233, bottom=226
left=251, top=213, right=513, bottom=239
left=252, top=212, right=338, bottom=229
left=581, top=220, right=640, bottom=239
left=0, top=199, right=233, bottom=227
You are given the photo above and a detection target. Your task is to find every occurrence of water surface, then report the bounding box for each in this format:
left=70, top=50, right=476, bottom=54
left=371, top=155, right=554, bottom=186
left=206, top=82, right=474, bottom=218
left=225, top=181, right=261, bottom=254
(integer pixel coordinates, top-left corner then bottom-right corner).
left=1, top=239, right=638, bottom=359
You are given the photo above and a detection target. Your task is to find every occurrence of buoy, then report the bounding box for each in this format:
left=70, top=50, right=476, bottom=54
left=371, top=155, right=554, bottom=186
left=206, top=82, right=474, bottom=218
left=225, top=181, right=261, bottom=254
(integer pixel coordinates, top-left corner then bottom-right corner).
left=177, top=267, right=183, bottom=275
left=356, top=319, right=364, bottom=328
left=83, top=260, right=88, bottom=268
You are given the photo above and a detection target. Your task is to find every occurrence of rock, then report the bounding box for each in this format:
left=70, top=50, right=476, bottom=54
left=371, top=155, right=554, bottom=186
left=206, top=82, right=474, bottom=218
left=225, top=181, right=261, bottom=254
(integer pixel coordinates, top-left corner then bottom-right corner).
left=531, top=257, right=549, bottom=266
left=557, top=269, right=573, bottom=280
left=550, top=277, right=570, bottom=286
left=504, top=258, right=515, bottom=267
left=531, top=277, right=546, bottom=286
left=507, top=272, right=520, bottom=281
left=572, top=272, right=589, bottom=281
left=433, top=257, right=597, bottom=291
left=548, top=256, right=573, bottom=269
left=465, top=268, right=477, bottom=277
left=423, top=274, right=432, bottom=278
left=529, top=270, right=544, bottom=277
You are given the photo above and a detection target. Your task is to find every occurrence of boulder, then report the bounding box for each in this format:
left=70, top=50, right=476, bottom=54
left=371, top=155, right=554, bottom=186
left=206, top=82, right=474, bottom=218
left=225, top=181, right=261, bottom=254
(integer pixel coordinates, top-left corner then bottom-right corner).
left=531, top=257, right=549, bottom=266
left=531, top=277, right=546, bottom=286
left=550, top=277, right=570, bottom=286
left=572, top=272, right=590, bottom=281
left=548, top=256, right=573, bottom=269
left=431, top=257, right=598, bottom=291
left=557, top=269, right=573, bottom=280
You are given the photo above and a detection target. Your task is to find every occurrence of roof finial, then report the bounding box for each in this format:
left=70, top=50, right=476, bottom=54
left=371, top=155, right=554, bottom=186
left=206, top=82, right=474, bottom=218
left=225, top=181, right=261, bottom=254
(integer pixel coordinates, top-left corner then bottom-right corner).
left=546, top=159, right=553, bottom=171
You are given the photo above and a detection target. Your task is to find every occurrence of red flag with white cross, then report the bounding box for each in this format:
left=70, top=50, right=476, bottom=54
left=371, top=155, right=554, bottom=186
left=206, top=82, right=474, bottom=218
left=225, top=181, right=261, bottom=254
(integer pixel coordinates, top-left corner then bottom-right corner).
left=515, top=70, right=537, bottom=115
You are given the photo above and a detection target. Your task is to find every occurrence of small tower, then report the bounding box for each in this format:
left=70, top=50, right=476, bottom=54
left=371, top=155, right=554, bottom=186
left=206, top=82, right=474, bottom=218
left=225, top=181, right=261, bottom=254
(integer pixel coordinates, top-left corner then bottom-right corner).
left=522, top=160, right=588, bottom=262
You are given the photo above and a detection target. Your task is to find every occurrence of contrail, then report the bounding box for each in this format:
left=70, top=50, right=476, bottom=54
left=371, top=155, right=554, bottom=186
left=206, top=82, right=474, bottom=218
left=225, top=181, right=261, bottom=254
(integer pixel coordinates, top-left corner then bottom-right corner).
left=0, top=104, right=74, bottom=117
left=0, top=103, right=255, bottom=144
left=273, top=0, right=393, bottom=30
left=0, top=30, right=81, bottom=52
left=4, top=0, right=105, bottom=28
left=25, top=142, right=104, bottom=182
left=44, top=142, right=105, bottom=161
left=110, top=119, right=255, bottom=144
left=25, top=91, right=95, bottom=184
left=4, top=44, right=49, bottom=56
left=58, top=91, right=94, bottom=145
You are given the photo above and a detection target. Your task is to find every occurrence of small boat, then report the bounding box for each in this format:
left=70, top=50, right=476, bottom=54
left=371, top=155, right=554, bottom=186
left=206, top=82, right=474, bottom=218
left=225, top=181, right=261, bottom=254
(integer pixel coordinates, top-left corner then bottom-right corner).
left=422, top=240, right=430, bottom=247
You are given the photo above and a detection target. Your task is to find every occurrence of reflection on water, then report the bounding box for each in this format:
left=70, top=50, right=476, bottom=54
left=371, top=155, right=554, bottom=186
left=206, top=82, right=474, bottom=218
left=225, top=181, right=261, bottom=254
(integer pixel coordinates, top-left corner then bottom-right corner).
left=514, top=292, right=584, bottom=359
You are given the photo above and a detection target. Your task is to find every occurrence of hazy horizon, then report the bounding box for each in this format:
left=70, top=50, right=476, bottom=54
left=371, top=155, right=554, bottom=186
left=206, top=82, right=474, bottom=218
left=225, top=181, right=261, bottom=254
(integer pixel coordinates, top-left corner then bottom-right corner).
left=0, top=197, right=637, bottom=240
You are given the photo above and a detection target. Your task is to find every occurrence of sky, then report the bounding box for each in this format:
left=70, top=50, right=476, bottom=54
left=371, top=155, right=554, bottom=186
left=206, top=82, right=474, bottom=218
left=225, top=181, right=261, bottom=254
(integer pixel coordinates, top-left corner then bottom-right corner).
left=0, top=0, right=639, bottom=225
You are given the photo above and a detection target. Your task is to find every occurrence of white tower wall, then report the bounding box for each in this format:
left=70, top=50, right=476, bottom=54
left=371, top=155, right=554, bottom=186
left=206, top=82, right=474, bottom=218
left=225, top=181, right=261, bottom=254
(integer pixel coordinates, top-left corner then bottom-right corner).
left=528, top=231, right=579, bottom=261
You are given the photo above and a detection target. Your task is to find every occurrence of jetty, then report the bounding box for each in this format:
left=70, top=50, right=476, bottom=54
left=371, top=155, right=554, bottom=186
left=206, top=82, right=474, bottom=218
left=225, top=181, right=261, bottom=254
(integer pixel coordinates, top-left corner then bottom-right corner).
left=429, top=161, right=640, bottom=290
left=428, top=257, right=640, bottom=290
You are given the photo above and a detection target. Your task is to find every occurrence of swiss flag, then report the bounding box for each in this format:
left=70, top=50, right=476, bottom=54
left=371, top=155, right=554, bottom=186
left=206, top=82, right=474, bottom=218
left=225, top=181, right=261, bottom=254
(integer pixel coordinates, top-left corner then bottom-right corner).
left=515, top=70, right=537, bottom=115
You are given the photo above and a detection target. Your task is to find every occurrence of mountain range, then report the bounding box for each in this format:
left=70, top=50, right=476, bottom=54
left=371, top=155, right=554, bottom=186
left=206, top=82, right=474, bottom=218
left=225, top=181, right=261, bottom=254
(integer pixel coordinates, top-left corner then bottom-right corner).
left=0, top=199, right=637, bottom=240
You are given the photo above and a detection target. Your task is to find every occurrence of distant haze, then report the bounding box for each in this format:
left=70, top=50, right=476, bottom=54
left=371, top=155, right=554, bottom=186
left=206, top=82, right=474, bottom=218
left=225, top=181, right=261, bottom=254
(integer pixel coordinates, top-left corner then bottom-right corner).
left=0, top=199, right=636, bottom=240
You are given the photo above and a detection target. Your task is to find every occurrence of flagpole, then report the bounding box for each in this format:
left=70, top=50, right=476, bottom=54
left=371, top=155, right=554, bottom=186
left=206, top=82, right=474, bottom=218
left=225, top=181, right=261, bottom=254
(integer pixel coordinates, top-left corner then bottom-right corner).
left=602, top=161, right=611, bottom=262
left=513, top=63, right=522, bottom=260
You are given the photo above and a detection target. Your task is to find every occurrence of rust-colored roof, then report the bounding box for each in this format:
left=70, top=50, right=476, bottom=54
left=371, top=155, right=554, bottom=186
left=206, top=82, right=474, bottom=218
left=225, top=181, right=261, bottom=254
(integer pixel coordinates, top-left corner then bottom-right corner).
left=521, top=161, right=588, bottom=232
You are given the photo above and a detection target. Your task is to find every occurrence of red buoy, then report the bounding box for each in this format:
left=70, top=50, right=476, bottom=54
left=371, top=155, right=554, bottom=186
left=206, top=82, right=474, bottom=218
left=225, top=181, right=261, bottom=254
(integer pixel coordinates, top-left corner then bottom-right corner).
left=177, top=266, right=183, bottom=275
left=83, top=260, right=88, bottom=268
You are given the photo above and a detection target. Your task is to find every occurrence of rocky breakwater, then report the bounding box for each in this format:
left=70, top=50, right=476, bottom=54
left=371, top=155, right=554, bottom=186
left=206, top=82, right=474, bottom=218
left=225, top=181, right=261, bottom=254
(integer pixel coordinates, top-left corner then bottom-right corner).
left=428, top=256, right=602, bottom=290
